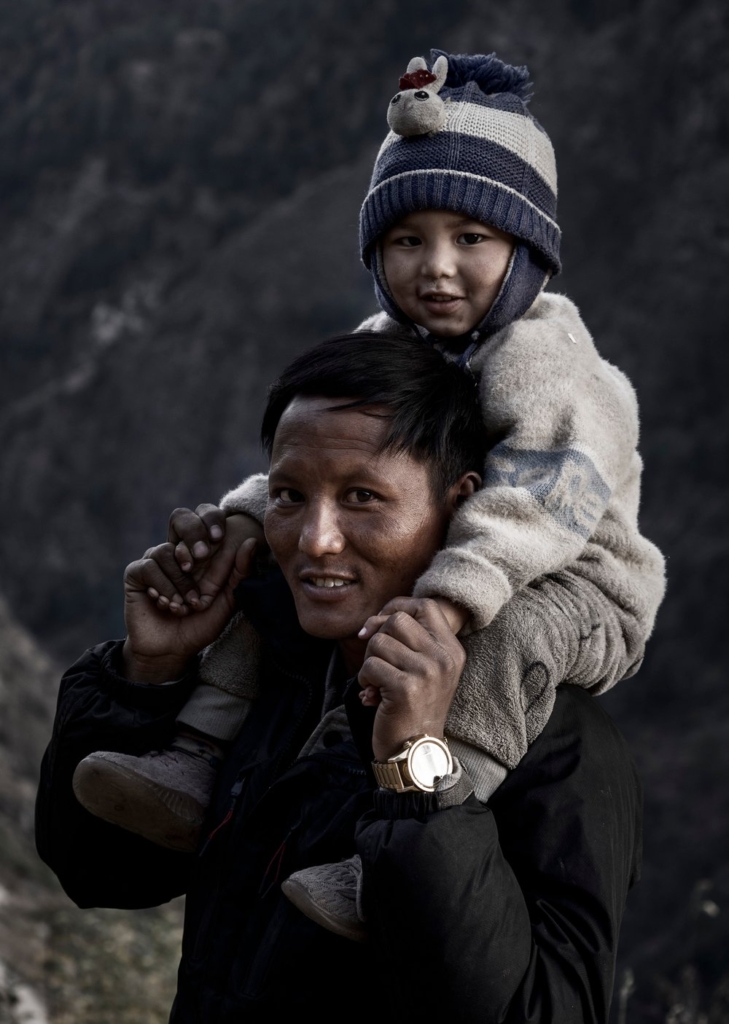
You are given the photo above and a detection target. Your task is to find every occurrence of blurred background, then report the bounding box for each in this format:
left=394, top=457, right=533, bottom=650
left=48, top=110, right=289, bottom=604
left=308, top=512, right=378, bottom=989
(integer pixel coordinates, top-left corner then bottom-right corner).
left=0, top=0, right=727, bottom=1020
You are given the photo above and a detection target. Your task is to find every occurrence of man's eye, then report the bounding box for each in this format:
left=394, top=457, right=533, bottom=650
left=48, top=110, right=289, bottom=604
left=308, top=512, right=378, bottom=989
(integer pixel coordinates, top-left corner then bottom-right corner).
left=347, top=489, right=376, bottom=504
left=277, top=488, right=304, bottom=504
left=457, top=232, right=487, bottom=245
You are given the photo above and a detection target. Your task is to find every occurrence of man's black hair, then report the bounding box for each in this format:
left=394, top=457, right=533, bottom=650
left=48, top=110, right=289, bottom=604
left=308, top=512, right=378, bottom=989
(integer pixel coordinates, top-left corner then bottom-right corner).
left=261, top=331, right=485, bottom=497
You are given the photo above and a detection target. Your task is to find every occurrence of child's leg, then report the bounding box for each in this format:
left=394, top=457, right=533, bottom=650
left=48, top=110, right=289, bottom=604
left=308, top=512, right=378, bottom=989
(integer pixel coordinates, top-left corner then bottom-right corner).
left=175, top=681, right=253, bottom=741
left=446, top=568, right=644, bottom=769
left=283, top=856, right=367, bottom=943
left=72, top=685, right=252, bottom=852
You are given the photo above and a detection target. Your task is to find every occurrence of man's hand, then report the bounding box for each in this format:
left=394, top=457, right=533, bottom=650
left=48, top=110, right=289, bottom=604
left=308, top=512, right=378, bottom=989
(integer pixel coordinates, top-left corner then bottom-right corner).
left=357, top=597, right=466, bottom=762
left=123, top=534, right=258, bottom=684
left=140, top=506, right=265, bottom=614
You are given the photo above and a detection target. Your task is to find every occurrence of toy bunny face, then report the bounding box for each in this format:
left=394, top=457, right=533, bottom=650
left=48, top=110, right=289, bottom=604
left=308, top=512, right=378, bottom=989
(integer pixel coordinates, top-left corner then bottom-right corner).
left=387, top=55, right=449, bottom=138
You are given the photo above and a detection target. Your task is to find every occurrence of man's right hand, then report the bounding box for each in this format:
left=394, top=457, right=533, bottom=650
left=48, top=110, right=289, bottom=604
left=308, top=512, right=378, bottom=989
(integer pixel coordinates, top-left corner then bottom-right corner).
left=122, top=530, right=258, bottom=684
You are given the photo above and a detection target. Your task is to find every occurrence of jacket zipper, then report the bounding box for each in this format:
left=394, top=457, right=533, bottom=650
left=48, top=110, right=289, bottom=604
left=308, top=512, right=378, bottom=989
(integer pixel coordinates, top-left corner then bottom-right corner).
left=190, top=660, right=316, bottom=964
left=198, top=772, right=249, bottom=857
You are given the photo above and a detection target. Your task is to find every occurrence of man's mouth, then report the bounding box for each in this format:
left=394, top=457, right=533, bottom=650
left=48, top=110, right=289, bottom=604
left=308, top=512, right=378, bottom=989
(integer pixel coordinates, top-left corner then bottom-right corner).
left=298, top=571, right=358, bottom=593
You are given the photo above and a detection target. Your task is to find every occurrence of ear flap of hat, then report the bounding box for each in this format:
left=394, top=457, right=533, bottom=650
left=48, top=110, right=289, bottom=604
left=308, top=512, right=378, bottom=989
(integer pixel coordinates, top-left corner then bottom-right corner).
left=476, top=243, right=550, bottom=336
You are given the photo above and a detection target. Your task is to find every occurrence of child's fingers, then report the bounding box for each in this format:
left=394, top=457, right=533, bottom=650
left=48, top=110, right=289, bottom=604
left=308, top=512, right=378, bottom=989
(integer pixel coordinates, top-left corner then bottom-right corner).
left=127, top=551, right=187, bottom=613
left=358, top=686, right=382, bottom=707
left=146, top=542, right=202, bottom=609
left=174, top=541, right=194, bottom=573
left=167, top=507, right=218, bottom=560
left=357, top=597, right=435, bottom=640
left=195, top=523, right=264, bottom=607
left=374, top=596, right=454, bottom=637
left=358, top=614, right=389, bottom=640
left=194, top=503, right=227, bottom=543
left=226, top=538, right=259, bottom=592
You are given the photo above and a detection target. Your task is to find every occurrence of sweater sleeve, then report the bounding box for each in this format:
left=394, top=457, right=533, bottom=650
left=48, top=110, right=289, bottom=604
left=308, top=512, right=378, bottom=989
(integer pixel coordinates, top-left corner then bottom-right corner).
left=356, top=688, right=642, bottom=1023
left=220, top=473, right=269, bottom=524
left=35, top=641, right=198, bottom=909
left=414, top=293, right=648, bottom=630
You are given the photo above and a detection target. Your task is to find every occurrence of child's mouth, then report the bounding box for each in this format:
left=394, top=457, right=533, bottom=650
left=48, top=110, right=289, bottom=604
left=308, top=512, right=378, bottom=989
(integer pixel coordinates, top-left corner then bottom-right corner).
left=420, top=294, right=463, bottom=315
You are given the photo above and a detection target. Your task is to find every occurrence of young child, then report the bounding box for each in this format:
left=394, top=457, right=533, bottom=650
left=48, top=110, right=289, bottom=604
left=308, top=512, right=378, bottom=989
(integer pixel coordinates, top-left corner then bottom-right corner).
left=73, top=51, right=665, bottom=939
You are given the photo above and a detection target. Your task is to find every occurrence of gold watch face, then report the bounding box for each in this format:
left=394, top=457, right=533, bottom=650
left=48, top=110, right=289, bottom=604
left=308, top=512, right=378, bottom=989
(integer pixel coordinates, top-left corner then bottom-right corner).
left=407, top=737, right=452, bottom=791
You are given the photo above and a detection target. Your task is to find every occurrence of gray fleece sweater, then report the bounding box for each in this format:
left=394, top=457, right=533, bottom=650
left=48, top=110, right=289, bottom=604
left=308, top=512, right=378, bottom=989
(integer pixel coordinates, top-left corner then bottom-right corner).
left=209, top=291, right=665, bottom=783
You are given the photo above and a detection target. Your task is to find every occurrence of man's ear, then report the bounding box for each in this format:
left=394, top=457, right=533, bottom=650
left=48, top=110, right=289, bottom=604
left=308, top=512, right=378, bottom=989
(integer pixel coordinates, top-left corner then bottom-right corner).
left=446, top=471, right=482, bottom=510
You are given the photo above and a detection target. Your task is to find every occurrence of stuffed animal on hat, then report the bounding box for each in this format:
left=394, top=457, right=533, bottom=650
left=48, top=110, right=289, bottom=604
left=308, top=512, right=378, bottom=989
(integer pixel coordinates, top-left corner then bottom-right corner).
left=387, top=55, right=449, bottom=137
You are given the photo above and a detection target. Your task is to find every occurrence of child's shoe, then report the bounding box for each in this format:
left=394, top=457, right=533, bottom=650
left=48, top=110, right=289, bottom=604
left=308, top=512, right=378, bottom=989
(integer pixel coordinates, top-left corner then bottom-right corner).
left=281, top=854, right=367, bottom=942
left=72, top=733, right=221, bottom=853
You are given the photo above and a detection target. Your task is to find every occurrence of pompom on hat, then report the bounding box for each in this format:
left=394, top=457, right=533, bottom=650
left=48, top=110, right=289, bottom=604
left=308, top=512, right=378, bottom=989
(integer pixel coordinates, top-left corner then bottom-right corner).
left=360, top=50, right=561, bottom=340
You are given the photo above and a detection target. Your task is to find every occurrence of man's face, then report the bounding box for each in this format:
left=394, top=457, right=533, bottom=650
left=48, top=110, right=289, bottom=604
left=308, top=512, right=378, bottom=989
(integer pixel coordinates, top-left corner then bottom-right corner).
left=381, top=209, right=514, bottom=337
left=264, top=396, right=454, bottom=640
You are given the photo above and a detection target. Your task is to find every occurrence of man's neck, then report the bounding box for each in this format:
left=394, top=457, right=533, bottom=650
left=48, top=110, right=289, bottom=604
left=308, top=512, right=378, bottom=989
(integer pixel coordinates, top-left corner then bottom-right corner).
left=338, top=636, right=368, bottom=678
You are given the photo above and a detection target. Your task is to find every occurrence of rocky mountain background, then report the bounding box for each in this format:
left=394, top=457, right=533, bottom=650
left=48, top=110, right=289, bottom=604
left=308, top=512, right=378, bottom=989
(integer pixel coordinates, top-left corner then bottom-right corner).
left=0, top=0, right=727, bottom=1019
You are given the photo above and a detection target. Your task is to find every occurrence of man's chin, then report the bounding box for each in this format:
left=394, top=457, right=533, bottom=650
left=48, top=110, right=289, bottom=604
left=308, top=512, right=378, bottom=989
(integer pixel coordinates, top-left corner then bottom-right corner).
left=292, top=600, right=366, bottom=642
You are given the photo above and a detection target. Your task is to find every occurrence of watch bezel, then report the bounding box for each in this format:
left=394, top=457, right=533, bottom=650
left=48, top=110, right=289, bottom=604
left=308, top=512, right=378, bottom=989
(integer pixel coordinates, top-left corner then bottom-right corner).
left=404, top=735, right=453, bottom=792
left=372, top=734, right=452, bottom=793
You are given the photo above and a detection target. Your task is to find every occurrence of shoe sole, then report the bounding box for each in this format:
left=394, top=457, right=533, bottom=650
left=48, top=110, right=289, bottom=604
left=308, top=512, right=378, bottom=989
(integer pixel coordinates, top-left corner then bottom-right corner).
left=280, top=877, right=367, bottom=942
left=72, top=757, right=205, bottom=853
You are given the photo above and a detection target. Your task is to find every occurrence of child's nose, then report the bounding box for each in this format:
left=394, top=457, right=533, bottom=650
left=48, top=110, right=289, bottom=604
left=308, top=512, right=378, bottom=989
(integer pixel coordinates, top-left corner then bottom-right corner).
left=421, top=240, right=457, bottom=279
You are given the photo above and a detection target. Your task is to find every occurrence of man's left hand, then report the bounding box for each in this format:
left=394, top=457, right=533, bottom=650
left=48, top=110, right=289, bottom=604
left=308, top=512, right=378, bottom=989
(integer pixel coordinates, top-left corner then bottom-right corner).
left=357, top=597, right=466, bottom=762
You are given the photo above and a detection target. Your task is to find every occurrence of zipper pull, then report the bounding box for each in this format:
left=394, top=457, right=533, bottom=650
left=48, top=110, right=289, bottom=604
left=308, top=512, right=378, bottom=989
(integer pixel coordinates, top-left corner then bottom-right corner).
left=199, top=775, right=247, bottom=856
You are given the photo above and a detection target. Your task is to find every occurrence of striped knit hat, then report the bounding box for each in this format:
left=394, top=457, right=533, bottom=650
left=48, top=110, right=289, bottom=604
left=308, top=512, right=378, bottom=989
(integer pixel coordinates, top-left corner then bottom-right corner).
left=360, top=51, right=561, bottom=339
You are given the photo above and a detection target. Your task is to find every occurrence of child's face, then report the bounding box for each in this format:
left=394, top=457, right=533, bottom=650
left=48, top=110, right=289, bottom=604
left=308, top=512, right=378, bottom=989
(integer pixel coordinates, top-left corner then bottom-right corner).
left=381, top=210, right=514, bottom=337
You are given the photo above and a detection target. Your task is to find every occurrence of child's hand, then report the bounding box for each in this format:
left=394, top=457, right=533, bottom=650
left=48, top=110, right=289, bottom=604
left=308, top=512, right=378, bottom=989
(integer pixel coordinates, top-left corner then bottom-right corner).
left=357, top=595, right=468, bottom=706
left=430, top=597, right=469, bottom=635
left=144, top=506, right=265, bottom=614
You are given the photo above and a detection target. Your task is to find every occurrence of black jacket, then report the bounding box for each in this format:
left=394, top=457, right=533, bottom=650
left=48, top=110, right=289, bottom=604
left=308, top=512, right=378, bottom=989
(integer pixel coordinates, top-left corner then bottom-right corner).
left=36, top=574, right=642, bottom=1023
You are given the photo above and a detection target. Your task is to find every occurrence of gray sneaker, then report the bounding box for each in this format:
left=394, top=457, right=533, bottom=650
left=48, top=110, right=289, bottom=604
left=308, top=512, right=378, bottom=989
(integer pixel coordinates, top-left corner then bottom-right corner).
left=281, top=854, right=367, bottom=942
left=72, top=741, right=219, bottom=853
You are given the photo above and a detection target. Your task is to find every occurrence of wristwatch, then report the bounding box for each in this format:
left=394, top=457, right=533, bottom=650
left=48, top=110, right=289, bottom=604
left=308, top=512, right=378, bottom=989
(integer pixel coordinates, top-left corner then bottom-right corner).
left=372, top=735, right=453, bottom=793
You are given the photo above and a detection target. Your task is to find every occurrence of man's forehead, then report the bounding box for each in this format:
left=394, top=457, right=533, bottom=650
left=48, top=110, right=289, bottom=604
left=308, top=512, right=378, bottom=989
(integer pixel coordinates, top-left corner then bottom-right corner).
left=273, top=396, right=392, bottom=450
left=268, top=396, right=422, bottom=480
left=274, top=434, right=384, bottom=458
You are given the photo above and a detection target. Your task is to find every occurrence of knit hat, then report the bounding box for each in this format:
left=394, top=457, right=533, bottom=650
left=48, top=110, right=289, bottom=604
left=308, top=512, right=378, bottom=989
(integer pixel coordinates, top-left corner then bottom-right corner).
left=359, top=51, right=561, bottom=340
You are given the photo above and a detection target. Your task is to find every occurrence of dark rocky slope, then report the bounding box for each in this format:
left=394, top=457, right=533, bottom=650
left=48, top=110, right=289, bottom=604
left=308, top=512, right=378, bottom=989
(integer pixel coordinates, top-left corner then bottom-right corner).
left=0, top=596, right=183, bottom=1021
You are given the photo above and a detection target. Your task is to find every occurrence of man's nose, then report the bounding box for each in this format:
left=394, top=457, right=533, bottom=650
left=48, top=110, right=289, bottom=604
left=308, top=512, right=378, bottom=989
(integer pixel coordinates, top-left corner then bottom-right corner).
left=298, top=500, right=346, bottom=557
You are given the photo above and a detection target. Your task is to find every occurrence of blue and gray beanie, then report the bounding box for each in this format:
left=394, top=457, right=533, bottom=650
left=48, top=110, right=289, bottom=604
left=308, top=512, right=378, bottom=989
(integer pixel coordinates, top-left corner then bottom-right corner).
left=359, top=51, right=561, bottom=340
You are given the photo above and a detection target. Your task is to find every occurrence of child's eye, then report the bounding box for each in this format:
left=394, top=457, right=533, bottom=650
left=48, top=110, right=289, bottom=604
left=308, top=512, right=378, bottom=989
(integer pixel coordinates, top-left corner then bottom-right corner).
left=394, top=235, right=422, bottom=247
left=457, top=232, right=487, bottom=245
left=346, top=489, right=376, bottom=504
left=276, top=488, right=304, bottom=504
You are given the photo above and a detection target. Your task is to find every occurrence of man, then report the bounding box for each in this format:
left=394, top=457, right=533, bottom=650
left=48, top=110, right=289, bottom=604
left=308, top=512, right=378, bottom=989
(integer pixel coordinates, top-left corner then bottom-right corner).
left=36, top=333, right=641, bottom=1023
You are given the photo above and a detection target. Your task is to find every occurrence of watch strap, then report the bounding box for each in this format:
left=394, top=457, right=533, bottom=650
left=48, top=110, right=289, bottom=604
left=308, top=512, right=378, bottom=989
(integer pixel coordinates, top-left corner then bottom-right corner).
left=373, top=735, right=452, bottom=793
left=371, top=758, right=414, bottom=793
